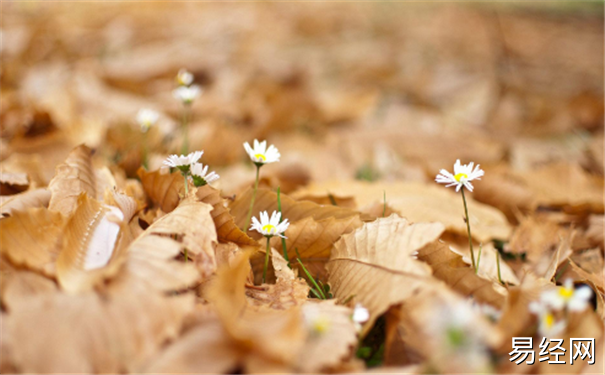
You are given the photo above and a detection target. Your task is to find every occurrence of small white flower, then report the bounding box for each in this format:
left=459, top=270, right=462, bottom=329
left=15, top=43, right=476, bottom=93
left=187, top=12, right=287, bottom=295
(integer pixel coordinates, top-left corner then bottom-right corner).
left=529, top=301, right=566, bottom=338
left=302, top=303, right=331, bottom=335
left=250, top=210, right=289, bottom=238
left=190, top=162, right=220, bottom=186
left=352, top=303, right=370, bottom=331
left=541, top=279, right=593, bottom=312
left=176, top=68, right=194, bottom=86
left=243, top=139, right=280, bottom=165
left=173, top=85, right=201, bottom=105
left=136, top=108, right=159, bottom=133
left=436, top=159, right=485, bottom=192
left=163, top=151, right=204, bottom=172
left=472, top=302, right=502, bottom=322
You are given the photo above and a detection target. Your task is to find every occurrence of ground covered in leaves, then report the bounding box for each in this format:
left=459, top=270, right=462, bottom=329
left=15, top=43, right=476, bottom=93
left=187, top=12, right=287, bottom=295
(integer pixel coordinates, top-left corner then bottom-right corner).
left=1, top=2, right=604, bottom=374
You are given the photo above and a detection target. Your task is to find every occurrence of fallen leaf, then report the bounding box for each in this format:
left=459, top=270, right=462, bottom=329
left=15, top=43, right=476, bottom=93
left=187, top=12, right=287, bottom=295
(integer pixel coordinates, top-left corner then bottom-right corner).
left=293, top=180, right=512, bottom=242
left=0, top=188, right=51, bottom=217
left=417, top=240, right=507, bottom=308
left=0, top=207, right=64, bottom=276
left=137, top=167, right=183, bottom=213
left=327, top=214, right=445, bottom=335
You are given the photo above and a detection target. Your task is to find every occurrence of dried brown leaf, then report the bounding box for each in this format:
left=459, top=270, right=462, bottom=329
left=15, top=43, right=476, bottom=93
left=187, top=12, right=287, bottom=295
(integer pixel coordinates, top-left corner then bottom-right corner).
left=137, top=167, right=183, bottom=213
left=0, top=270, right=58, bottom=310
left=293, top=180, right=512, bottom=242
left=417, top=240, right=507, bottom=308
left=230, top=187, right=363, bottom=239
left=327, top=214, right=445, bottom=335
left=5, top=280, right=194, bottom=373
left=0, top=207, right=64, bottom=276
left=0, top=188, right=51, bottom=217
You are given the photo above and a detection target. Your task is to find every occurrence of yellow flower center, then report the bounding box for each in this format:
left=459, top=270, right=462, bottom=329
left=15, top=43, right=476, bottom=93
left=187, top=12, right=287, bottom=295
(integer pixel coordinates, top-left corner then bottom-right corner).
left=454, top=173, right=468, bottom=182
left=262, top=224, right=275, bottom=233
left=312, top=318, right=331, bottom=334
left=255, top=153, right=266, bottom=161
left=558, top=287, right=574, bottom=300
left=544, top=313, right=554, bottom=328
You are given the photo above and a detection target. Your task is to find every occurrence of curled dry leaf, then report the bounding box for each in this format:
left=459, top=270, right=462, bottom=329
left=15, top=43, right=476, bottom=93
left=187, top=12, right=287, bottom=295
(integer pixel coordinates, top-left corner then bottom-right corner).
left=56, top=194, right=132, bottom=293
left=0, top=207, right=64, bottom=276
left=266, top=215, right=363, bottom=283
left=327, top=214, right=445, bottom=335
left=246, top=249, right=309, bottom=310
left=293, top=180, right=512, bottom=242
left=196, top=184, right=258, bottom=246
left=137, top=167, right=183, bottom=213
left=450, top=242, right=520, bottom=286
left=48, top=144, right=117, bottom=217
left=0, top=171, right=29, bottom=195
left=0, top=188, right=51, bottom=217
left=230, top=187, right=363, bottom=239
left=145, top=198, right=217, bottom=278
left=416, top=240, right=507, bottom=308
left=207, top=250, right=306, bottom=366
left=5, top=280, right=195, bottom=373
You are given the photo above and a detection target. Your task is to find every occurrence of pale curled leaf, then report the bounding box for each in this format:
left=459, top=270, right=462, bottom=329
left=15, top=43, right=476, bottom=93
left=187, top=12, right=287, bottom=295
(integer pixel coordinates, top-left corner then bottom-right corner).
left=137, top=167, right=183, bottom=213
left=48, top=145, right=115, bottom=217
left=327, top=214, right=445, bottom=335
left=0, top=207, right=64, bottom=276
left=146, top=198, right=217, bottom=278
left=56, top=194, right=131, bottom=293
left=0, top=188, right=51, bottom=217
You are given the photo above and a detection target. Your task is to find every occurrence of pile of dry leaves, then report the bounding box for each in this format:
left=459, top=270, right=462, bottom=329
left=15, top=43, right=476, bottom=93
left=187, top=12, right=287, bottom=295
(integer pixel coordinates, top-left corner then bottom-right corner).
left=1, top=2, right=603, bottom=374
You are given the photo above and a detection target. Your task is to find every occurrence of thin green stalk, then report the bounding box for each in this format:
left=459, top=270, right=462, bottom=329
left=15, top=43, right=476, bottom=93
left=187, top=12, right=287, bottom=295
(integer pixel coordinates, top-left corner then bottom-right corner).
left=142, top=131, right=149, bottom=169
left=262, top=236, right=271, bottom=284
left=382, top=190, right=386, bottom=217
left=184, top=248, right=189, bottom=263
left=181, top=105, right=190, bottom=155
left=296, top=258, right=326, bottom=299
left=276, top=187, right=290, bottom=264
left=460, top=188, right=476, bottom=271
left=328, top=193, right=338, bottom=206
left=243, top=165, right=260, bottom=232
left=475, top=243, right=482, bottom=274
left=496, top=251, right=503, bottom=285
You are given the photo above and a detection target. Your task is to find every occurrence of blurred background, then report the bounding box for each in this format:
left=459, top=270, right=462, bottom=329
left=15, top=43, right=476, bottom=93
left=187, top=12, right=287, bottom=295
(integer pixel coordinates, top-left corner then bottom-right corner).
left=1, top=1, right=603, bottom=196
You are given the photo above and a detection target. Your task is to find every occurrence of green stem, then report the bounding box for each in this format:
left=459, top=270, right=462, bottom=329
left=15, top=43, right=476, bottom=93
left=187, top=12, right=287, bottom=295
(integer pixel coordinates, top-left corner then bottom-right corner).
left=276, top=187, right=290, bottom=265
left=496, top=251, right=503, bottom=285
left=296, top=258, right=326, bottom=299
left=263, top=236, right=271, bottom=284
left=244, top=165, right=260, bottom=232
left=184, top=248, right=188, bottom=263
left=181, top=104, right=190, bottom=155
left=460, top=188, right=476, bottom=271
left=475, top=243, right=482, bottom=275
left=142, top=131, right=149, bottom=169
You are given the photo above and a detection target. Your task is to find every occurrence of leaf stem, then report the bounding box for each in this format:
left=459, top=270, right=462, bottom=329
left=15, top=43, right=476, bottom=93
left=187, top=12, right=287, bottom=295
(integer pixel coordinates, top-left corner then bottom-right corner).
left=460, top=188, right=476, bottom=271
left=496, top=251, right=503, bottom=285
left=475, top=243, right=482, bottom=274
left=244, top=164, right=260, bottom=232
left=276, top=187, right=290, bottom=265
left=263, top=236, right=271, bottom=284
left=142, top=131, right=149, bottom=169
left=183, top=173, right=189, bottom=196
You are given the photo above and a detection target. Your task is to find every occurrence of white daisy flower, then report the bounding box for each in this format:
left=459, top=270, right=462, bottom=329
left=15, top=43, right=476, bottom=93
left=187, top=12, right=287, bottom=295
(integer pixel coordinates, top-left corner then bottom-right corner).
left=163, top=151, right=204, bottom=172
left=436, top=159, right=485, bottom=192
left=190, top=162, right=220, bottom=186
left=173, top=85, right=201, bottom=105
left=352, top=303, right=370, bottom=332
left=302, top=303, right=331, bottom=335
left=250, top=210, right=289, bottom=238
left=243, top=139, right=280, bottom=165
left=136, top=108, right=159, bottom=133
left=541, top=279, right=593, bottom=312
left=529, top=301, right=566, bottom=338
left=176, top=68, right=194, bottom=86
